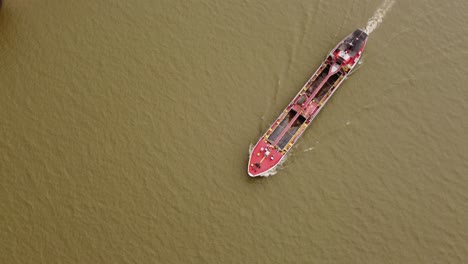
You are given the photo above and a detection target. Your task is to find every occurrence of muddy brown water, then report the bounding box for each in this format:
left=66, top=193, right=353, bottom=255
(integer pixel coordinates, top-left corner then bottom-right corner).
left=1, top=0, right=467, bottom=263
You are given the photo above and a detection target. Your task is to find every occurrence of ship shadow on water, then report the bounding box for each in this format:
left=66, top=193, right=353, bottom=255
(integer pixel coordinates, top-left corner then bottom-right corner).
left=0, top=2, right=12, bottom=37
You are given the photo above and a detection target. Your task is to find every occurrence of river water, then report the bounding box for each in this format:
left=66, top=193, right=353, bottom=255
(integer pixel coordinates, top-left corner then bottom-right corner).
left=1, top=0, right=467, bottom=263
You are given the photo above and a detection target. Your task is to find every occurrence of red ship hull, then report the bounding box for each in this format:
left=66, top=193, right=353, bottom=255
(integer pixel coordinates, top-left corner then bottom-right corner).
left=248, top=29, right=368, bottom=177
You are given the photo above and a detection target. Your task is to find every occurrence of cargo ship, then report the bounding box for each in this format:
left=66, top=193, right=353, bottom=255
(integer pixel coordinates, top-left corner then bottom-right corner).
left=248, top=29, right=368, bottom=177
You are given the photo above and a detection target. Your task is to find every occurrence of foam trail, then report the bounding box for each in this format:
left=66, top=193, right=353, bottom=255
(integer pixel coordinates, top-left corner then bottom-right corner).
left=303, top=147, right=314, bottom=152
left=365, top=0, right=396, bottom=34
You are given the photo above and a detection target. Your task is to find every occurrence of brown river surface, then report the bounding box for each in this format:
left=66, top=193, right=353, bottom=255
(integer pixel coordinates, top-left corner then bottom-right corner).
left=1, top=0, right=468, bottom=263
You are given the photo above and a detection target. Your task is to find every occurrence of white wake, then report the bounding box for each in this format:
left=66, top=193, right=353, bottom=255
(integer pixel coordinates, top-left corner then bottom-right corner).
left=365, top=0, right=396, bottom=34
